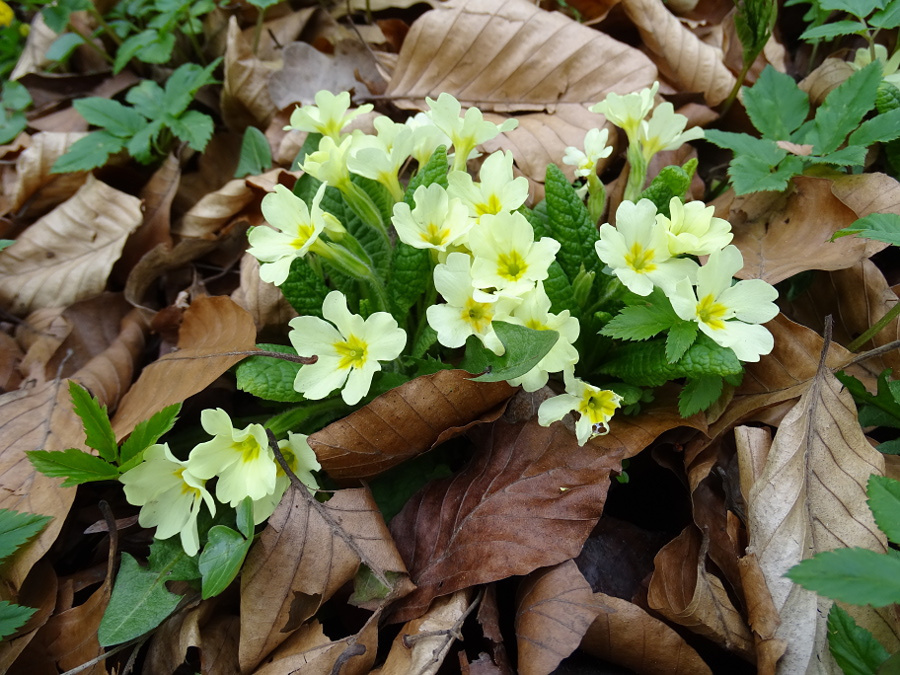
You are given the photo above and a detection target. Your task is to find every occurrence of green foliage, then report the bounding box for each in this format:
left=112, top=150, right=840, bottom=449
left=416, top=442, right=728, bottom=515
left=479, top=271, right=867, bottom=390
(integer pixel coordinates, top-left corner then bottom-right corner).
left=638, top=160, right=697, bottom=216
left=835, top=370, right=900, bottom=454
left=795, top=0, right=900, bottom=43
left=235, top=126, right=272, bottom=178
left=734, top=0, right=777, bottom=68
left=706, top=62, right=899, bottom=194
left=0, top=508, right=52, bottom=640
left=459, top=322, right=559, bottom=383
left=679, top=375, right=724, bottom=416
left=831, top=213, right=900, bottom=246
left=52, top=61, right=219, bottom=172
left=198, top=499, right=254, bottom=599
left=280, top=256, right=330, bottom=319
left=235, top=344, right=304, bottom=403
left=826, top=604, right=891, bottom=675
left=0, top=81, right=32, bottom=145
left=543, top=164, right=600, bottom=280
left=27, top=382, right=181, bottom=486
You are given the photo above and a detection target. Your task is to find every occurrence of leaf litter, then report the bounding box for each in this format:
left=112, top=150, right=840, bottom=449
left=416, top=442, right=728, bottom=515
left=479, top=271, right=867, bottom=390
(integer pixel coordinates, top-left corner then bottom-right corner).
left=2, top=0, right=900, bottom=672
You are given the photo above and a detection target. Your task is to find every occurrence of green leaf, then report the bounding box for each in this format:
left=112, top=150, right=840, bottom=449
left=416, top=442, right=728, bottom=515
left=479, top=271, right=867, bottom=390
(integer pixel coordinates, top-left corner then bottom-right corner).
left=827, top=604, right=891, bottom=675
left=870, top=0, right=900, bottom=27
left=849, top=108, right=900, bottom=146
left=679, top=375, right=724, bottom=416
left=836, top=369, right=900, bottom=428
left=602, top=288, right=681, bottom=341
left=817, top=0, right=882, bottom=15
left=41, top=0, right=92, bottom=31
left=411, top=325, right=438, bottom=359
left=45, top=32, right=85, bottom=62
left=544, top=163, right=599, bottom=280
left=743, top=66, right=810, bottom=139
left=800, top=19, right=869, bottom=41
left=867, top=475, right=900, bottom=544
left=136, top=32, right=175, bottom=65
left=119, top=403, right=181, bottom=468
left=806, top=145, right=868, bottom=167
left=167, top=110, right=213, bottom=152
left=734, top=0, right=776, bottom=65
left=147, top=536, right=201, bottom=582
left=876, top=81, right=900, bottom=114
left=291, top=132, right=322, bottom=170
left=387, top=242, right=430, bottom=323
left=406, top=144, right=449, bottom=195
left=113, top=30, right=157, bottom=73
left=786, top=547, right=900, bottom=606
left=459, top=322, right=559, bottom=383
left=704, top=129, right=782, bottom=155
left=127, top=119, right=165, bottom=164
left=68, top=381, right=117, bottom=463
left=162, top=61, right=220, bottom=116
left=125, top=79, right=165, bottom=120
left=198, top=525, right=251, bottom=599
left=235, top=126, right=272, bottom=178
left=666, top=320, right=699, bottom=363
left=2, top=82, right=31, bottom=112
left=831, top=213, right=900, bottom=246
left=235, top=344, right=304, bottom=403
left=99, top=552, right=183, bottom=646
left=51, top=130, right=126, bottom=173
left=729, top=153, right=804, bottom=195
left=810, top=61, right=881, bottom=155
left=26, top=448, right=119, bottom=487
left=0, top=601, right=36, bottom=640
left=280, top=257, right=330, bottom=319
left=877, top=438, right=900, bottom=455
left=639, top=162, right=696, bottom=216
left=543, top=260, right=580, bottom=318
left=0, top=112, right=27, bottom=146
left=0, top=508, right=51, bottom=562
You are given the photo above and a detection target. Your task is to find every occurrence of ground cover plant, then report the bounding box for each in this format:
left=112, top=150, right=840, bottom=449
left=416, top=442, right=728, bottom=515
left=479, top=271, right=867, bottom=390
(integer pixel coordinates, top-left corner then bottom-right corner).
left=2, top=0, right=900, bottom=672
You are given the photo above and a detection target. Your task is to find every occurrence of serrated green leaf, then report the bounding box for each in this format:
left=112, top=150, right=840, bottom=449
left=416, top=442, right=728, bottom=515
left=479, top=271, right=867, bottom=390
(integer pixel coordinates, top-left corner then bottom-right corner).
left=167, top=110, right=213, bottom=152
left=811, top=61, right=881, bottom=155
left=826, top=604, right=890, bottom=675
left=818, top=0, right=883, bottom=15
left=235, top=344, right=304, bottom=403
left=405, top=144, right=449, bottom=198
left=99, top=552, right=183, bottom=646
left=162, top=61, right=219, bottom=116
left=0, top=508, right=51, bottom=563
left=666, top=320, right=699, bottom=363
left=679, top=375, right=723, bottom=416
left=198, top=524, right=251, bottom=599
left=544, top=164, right=598, bottom=280
left=704, top=130, right=781, bottom=155
left=543, top=261, right=580, bottom=318
left=806, top=145, right=868, bottom=166
left=867, top=475, right=900, bottom=544
left=113, top=30, right=157, bottom=73
left=147, top=536, right=201, bottom=582
left=850, top=108, right=900, bottom=147
left=235, top=126, right=272, bottom=178
left=69, top=381, right=118, bottom=463
left=729, top=153, right=803, bottom=195
left=743, top=66, right=810, bottom=139
left=800, top=19, right=869, bottom=40
left=136, top=32, right=175, bottom=64
left=119, top=403, right=181, bottom=467
left=602, top=288, right=681, bottom=341
left=734, top=0, right=776, bottom=65
left=639, top=164, right=695, bottom=216
left=387, top=242, right=430, bottom=323
left=786, top=547, right=900, bottom=606
left=459, top=322, right=559, bottom=383
left=836, top=369, right=900, bottom=428
left=831, top=213, right=900, bottom=246
left=871, top=0, right=900, bottom=27
left=0, top=601, right=36, bottom=640
left=280, top=256, right=330, bottom=318
left=51, top=130, right=126, bottom=173
left=27, top=448, right=119, bottom=487
left=125, top=80, right=165, bottom=120
left=127, top=119, right=165, bottom=164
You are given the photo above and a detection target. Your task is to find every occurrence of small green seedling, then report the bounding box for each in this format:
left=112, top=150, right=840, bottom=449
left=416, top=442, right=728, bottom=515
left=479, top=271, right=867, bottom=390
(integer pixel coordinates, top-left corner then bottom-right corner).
left=0, top=508, right=52, bottom=641
left=0, top=80, right=31, bottom=145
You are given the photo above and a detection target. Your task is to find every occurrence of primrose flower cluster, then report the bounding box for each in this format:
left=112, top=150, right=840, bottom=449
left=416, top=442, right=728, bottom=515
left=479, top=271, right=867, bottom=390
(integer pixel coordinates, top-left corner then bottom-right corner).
left=119, top=410, right=319, bottom=555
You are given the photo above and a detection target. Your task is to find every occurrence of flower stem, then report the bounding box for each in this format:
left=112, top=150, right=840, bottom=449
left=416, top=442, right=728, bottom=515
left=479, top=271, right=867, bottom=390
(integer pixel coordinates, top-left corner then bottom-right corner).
left=622, top=144, right=647, bottom=202
left=847, top=301, right=900, bottom=352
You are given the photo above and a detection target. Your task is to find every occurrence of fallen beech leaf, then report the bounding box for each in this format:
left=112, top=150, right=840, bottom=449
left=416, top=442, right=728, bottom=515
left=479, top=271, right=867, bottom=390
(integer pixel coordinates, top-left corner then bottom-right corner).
left=744, top=351, right=900, bottom=671
left=0, top=561, right=58, bottom=670
left=253, top=612, right=380, bottom=675
left=389, top=404, right=701, bottom=623
left=111, top=296, right=258, bottom=439
left=308, top=370, right=515, bottom=482
left=9, top=132, right=88, bottom=217
left=0, top=175, right=142, bottom=315
left=9, top=14, right=55, bottom=80
left=718, top=176, right=888, bottom=284
left=647, top=526, right=754, bottom=659
left=376, top=589, right=474, bottom=675
left=221, top=17, right=278, bottom=130
left=831, top=172, right=900, bottom=226
left=144, top=599, right=239, bottom=674
left=174, top=177, right=256, bottom=239
left=581, top=592, right=713, bottom=675
left=619, top=0, right=736, bottom=105
left=239, top=486, right=409, bottom=672
left=515, top=561, right=602, bottom=675
left=231, top=252, right=298, bottom=332
left=385, top=0, right=656, bottom=184
left=799, top=57, right=855, bottom=106
left=124, top=239, right=219, bottom=308
left=737, top=552, right=786, bottom=675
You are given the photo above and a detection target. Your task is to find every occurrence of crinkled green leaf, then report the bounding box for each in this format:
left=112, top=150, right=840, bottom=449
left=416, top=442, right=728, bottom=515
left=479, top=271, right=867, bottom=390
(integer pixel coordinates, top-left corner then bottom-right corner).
left=235, top=126, right=272, bottom=178
left=0, top=509, right=51, bottom=563
left=69, top=381, right=117, bottom=463
left=679, top=375, right=723, bottom=416
left=406, top=144, right=449, bottom=196
left=99, top=552, right=183, bottom=646
left=786, top=547, right=900, bottom=607
left=0, top=601, right=36, bottom=641
left=147, top=536, right=201, bottom=583
left=867, top=475, right=900, bottom=544
left=831, top=213, right=900, bottom=246
left=743, top=65, right=810, bottom=139
left=544, top=163, right=599, bottom=280
left=459, top=321, right=559, bottom=383
left=826, top=604, right=890, bottom=675
left=26, top=448, right=119, bottom=487
left=167, top=110, right=213, bottom=152
left=280, top=256, right=330, bottom=319
left=877, top=81, right=900, bottom=115
left=119, top=403, right=181, bottom=468
left=235, top=344, right=304, bottom=403
left=51, top=130, right=126, bottom=173
left=734, top=0, right=776, bottom=65
left=387, top=242, right=430, bottom=323
left=639, top=161, right=696, bottom=216
left=543, top=261, right=580, bottom=318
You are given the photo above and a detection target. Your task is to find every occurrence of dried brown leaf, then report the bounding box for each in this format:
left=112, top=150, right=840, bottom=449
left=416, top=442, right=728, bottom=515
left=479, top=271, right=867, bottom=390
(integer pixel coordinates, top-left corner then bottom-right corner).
left=174, top=177, right=256, bottom=239
left=647, top=526, right=754, bottom=658
left=515, top=561, right=601, bottom=675
left=111, top=296, right=257, bottom=439
left=239, top=486, right=409, bottom=672
left=0, top=176, right=142, bottom=315
left=308, top=370, right=514, bottom=482
left=231, top=253, right=298, bottom=332
left=123, top=239, right=219, bottom=307
left=221, top=17, right=278, bottom=130
left=9, top=132, right=88, bottom=217
left=580, top=592, right=713, bottom=675
left=620, top=0, right=736, bottom=105
left=737, top=552, right=786, bottom=675
left=745, top=353, right=900, bottom=671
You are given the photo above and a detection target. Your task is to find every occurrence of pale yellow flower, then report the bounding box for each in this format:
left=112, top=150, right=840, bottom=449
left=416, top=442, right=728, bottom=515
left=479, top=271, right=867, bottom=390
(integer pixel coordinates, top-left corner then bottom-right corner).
left=286, top=90, right=373, bottom=141
left=538, top=373, right=623, bottom=445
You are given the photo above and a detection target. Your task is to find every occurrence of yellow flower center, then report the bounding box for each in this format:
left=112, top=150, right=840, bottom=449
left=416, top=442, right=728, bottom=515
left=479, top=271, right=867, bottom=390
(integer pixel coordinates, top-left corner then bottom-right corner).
left=475, top=194, right=503, bottom=217
left=578, top=390, right=620, bottom=426
left=334, top=334, right=369, bottom=370
left=291, top=224, right=317, bottom=249
left=525, top=318, right=547, bottom=331
left=233, top=436, right=263, bottom=463
left=0, top=2, right=13, bottom=27
left=421, top=223, right=450, bottom=246
left=497, top=250, right=528, bottom=281
left=624, top=242, right=656, bottom=273
left=696, top=294, right=728, bottom=331
left=461, top=298, right=494, bottom=333
left=174, top=467, right=201, bottom=496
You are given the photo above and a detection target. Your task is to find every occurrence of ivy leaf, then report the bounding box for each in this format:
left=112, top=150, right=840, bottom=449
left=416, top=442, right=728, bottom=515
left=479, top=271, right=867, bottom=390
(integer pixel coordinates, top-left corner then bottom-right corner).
left=544, top=164, right=599, bottom=280
left=679, top=375, right=724, bottom=416
left=235, top=126, right=272, bottom=178
left=826, top=604, right=890, bottom=675
left=68, top=381, right=118, bottom=463
left=786, top=547, right=900, bottom=606
left=0, top=509, right=52, bottom=562
left=26, top=448, right=120, bottom=487
left=743, top=66, right=809, bottom=139
left=119, top=403, right=181, bottom=469
left=867, top=475, right=900, bottom=544
left=99, top=553, right=184, bottom=646
left=831, top=213, right=900, bottom=246
left=459, top=322, right=559, bottom=383
left=235, top=344, right=304, bottom=403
